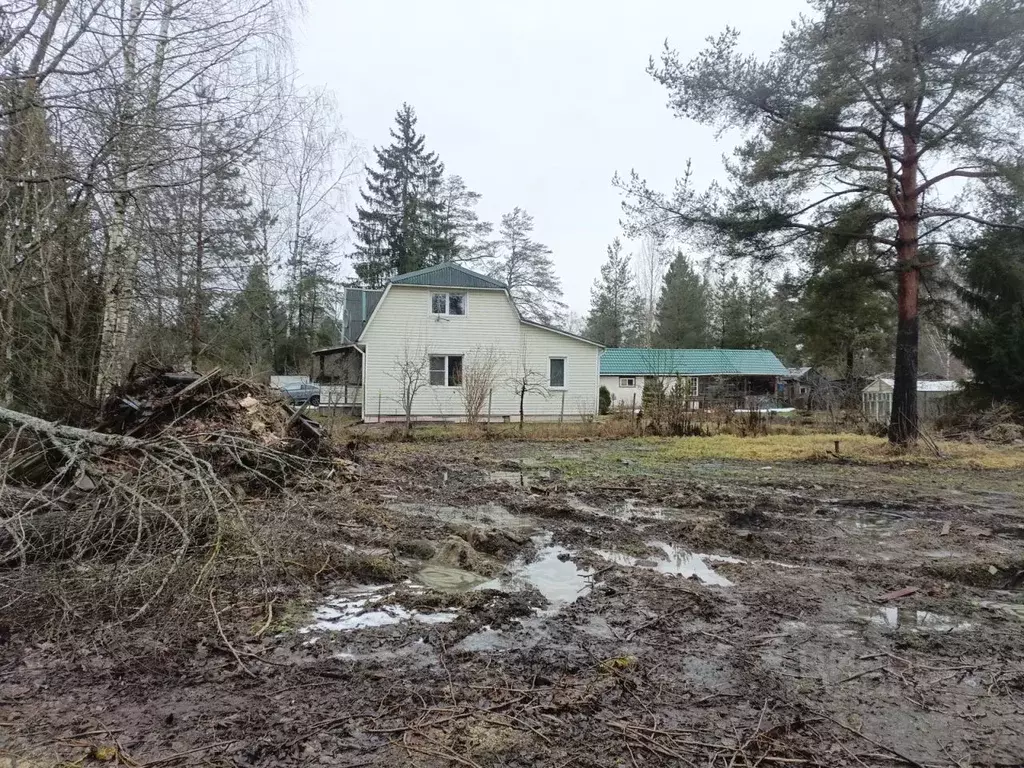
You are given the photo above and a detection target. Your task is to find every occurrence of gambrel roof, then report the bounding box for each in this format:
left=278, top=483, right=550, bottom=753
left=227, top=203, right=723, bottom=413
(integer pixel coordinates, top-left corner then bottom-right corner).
left=389, top=263, right=507, bottom=290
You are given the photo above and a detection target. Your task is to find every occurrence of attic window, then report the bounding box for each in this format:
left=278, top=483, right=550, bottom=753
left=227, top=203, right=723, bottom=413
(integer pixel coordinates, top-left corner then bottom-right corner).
left=431, top=293, right=466, bottom=316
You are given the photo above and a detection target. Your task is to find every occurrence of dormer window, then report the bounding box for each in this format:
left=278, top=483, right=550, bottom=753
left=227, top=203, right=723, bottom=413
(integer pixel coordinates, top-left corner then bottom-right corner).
left=431, top=292, right=466, bottom=316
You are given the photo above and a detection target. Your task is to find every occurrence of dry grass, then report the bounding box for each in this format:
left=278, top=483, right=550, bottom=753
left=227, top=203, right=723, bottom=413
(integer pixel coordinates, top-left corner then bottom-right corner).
left=647, top=433, right=1024, bottom=469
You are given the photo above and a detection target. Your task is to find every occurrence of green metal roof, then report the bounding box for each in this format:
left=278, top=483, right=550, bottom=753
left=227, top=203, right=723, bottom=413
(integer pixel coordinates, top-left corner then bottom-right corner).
left=390, top=262, right=507, bottom=290
left=600, top=348, right=788, bottom=377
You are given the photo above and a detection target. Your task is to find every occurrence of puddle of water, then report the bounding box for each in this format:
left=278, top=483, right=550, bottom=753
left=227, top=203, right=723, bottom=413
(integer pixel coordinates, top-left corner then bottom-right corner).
left=854, top=606, right=972, bottom=632
left=302, top=586, right=459, bottom=633
left=476, top=534, right=592, bottom=611
left=595, top=541, right=740, bottom=587
left=415, top=563, right=489, bottom=592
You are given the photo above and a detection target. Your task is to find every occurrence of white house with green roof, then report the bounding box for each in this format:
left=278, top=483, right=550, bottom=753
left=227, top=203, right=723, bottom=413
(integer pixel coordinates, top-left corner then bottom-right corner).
left=599, top=348, right=788, bottom=411
left=312, top=263, right=603, bottom=422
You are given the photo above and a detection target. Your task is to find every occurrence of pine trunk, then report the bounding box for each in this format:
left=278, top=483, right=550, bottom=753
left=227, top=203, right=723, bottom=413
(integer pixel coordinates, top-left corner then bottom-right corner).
left=888, top=115, right=920, bottom=445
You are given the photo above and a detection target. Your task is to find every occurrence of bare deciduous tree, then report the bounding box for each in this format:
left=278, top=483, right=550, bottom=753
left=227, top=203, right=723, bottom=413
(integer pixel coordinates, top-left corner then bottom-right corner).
left=633, top=235, right=669, bottom=348
left=388, top=342, right=428, bottom=433
left=507, top=354, right=548, bottom=430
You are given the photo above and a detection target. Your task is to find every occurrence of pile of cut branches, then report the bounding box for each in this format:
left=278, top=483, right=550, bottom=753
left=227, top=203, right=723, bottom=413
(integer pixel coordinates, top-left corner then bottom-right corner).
left=0, top=368, right=353, bottom=635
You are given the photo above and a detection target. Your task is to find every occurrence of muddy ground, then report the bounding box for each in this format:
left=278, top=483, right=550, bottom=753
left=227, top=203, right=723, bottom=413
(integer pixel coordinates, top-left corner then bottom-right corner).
left=3, top=438, right=1024, bottom=767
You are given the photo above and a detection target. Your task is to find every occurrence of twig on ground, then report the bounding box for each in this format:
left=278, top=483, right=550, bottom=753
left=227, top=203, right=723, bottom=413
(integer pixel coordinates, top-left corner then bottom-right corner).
left=209, top=590, right=256, bottom=679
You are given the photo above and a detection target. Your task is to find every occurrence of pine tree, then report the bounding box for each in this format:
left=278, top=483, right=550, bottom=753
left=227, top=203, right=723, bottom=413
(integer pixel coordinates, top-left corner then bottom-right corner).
left=655, top=251, right=710, bottom=348
left=351, top=103, right=447, bottom=286
left=586, top=238, right=639, bottom=347
left=621, top=0, right=1024, bottom=443
left=488, top=207, right=565, bottom=324
left=434, top=175, right=491, bottom=263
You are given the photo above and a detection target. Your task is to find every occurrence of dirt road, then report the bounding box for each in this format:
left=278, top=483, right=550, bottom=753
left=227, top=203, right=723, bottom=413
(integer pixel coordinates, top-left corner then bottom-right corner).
left=4, top=438, right=1023, bottom=766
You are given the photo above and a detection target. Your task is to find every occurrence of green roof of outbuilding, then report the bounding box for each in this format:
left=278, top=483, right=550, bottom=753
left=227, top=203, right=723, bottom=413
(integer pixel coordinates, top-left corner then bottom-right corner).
left=600, top=348, right=788, bottom=377
left=390, top=262, right=507, bottom=290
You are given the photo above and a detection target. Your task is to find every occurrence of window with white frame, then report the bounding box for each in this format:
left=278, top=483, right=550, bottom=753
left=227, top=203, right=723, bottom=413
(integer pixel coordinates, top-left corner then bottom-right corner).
left=549, top=357, right=566, bottom=389
left=619, top=377, right=636, bottom=388
left=431, top=292, right=466, bottom=316
left=429, top=355, right=463, bottom=387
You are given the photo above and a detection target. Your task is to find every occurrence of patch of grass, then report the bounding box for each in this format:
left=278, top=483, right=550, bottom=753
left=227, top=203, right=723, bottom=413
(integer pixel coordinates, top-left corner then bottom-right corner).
left=349, top=419, right=643, bottom=443
left=645, top=433, right=1024, bottom=469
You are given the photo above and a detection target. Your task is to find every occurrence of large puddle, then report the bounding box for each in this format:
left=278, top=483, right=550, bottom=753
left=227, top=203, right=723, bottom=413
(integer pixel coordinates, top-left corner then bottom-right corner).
left=302, top=586, right=459, bottom=633
left=595, top=541, right=741, bottom=586
left=476, top=535, right=593, bottom=611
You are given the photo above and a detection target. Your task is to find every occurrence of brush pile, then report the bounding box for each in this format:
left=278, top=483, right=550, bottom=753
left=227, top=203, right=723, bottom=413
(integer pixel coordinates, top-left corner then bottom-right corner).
left=0, top=367, right=352, bottom=632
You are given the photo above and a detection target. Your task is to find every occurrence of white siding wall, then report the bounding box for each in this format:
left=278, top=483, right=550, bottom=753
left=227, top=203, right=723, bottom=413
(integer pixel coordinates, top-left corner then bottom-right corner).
left=601, top=375, right=701, bottom=411
left=601, top=375, right=645, bottom=411
left=361, top=285, right=600, bottom=422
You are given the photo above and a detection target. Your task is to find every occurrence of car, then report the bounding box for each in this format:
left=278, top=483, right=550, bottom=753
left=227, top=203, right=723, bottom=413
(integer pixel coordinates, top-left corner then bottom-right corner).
left=279, top=381, right=321, bottom=406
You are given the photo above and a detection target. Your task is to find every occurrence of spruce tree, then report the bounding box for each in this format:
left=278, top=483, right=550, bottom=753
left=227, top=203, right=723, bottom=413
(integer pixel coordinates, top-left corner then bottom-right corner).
left=950, top=226, right=1024, bottom=410
left=586, top=238, right=640, bottom=347
left=351, top=103, right=447, bottom=286
left=655, top=251, right=710, bottom=348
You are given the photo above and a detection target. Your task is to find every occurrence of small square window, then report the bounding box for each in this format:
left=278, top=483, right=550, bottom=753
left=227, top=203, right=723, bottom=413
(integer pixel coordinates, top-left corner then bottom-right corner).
left=619, top=377, right=635, bottom=388
left=429, top=355, right=463, bottom=387
left=431, top=294, right=447, bottom=314
left=549, top=358, right=565, bottom=388
left=429, top=356, right=446, bottom=386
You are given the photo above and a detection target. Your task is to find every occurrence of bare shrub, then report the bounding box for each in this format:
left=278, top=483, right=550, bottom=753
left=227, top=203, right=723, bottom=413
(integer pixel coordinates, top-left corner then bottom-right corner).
left=459, top=347, right=501, bottom=424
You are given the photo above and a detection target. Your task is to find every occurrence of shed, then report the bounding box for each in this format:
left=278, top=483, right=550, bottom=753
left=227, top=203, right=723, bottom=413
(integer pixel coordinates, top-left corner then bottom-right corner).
left=599, top=348, right=788, bottom=410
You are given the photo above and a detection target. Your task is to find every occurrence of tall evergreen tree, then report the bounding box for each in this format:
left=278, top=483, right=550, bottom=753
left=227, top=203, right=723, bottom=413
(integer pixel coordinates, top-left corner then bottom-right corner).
left=487, top=207, right=565, bottom=324
left=950, top=225, right=1024, bottom=410
left=796, top=250, right=893, bottom=384
left=351, top=104, right=447, bottom=286
left=761, top=272, right=803, bottom=364
left=655, top=251, right=710, bottom=348
left=586, top=238, right=639, bottom=347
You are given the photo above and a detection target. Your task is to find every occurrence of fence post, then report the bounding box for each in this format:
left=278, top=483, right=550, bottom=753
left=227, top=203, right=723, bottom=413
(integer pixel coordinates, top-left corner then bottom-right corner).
left=487, top=389, right=493, bottom=426
left=378, top=390, right=382, bottom=423
left=559, top=390, right=565, bottom=424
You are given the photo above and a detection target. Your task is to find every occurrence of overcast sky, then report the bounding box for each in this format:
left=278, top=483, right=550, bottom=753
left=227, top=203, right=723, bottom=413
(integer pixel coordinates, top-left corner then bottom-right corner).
left=294, top=0, right=807, bottom=315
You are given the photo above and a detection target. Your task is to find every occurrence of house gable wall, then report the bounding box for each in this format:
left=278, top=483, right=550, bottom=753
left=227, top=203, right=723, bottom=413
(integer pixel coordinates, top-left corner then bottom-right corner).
left=360, top=285, right=598, bottom=421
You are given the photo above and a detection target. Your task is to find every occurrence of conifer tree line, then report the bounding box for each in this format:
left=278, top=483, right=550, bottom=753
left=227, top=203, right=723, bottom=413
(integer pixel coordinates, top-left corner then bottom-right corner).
left=1, top=1, right=359, bottom=419
left=584, top=233, right=965, bottom=389
left=349, top=104, right=566, bottom=326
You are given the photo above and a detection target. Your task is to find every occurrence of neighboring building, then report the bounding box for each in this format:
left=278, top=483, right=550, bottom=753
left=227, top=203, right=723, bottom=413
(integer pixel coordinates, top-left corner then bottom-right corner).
left=779, top=366, right=829, bottom=409
left=313, top=263, right=603, bottom=422
left=861, top=376, right=962, bottom=424
left=599, top=348, right=789, bottom=411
